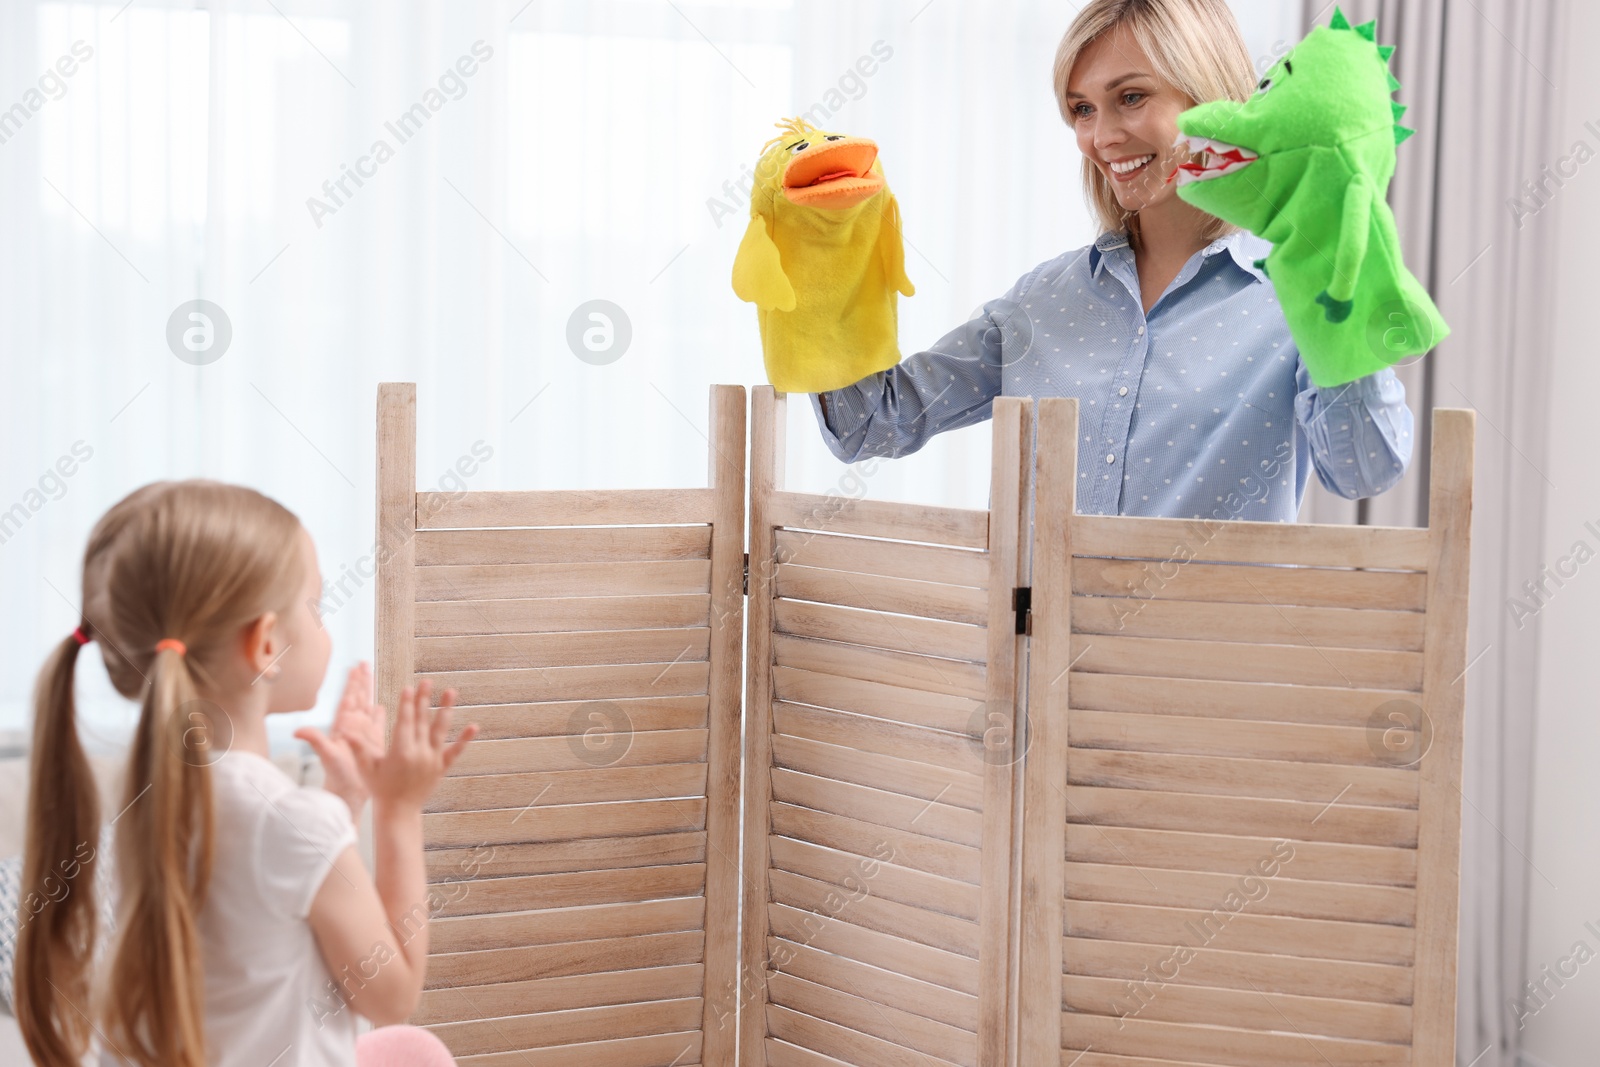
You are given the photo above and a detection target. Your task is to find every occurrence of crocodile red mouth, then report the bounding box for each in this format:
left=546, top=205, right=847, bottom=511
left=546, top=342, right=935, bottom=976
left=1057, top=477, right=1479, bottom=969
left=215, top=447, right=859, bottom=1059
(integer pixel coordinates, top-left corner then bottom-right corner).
left=1168, top=135, right=1259, bottom=186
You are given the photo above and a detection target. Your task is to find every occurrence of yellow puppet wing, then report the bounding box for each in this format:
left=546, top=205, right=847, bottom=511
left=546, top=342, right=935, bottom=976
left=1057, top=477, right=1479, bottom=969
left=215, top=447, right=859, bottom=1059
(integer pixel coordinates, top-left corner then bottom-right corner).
left=876, top=191, right=915, bottom=298
left=732, top=213, right=796, bottom=312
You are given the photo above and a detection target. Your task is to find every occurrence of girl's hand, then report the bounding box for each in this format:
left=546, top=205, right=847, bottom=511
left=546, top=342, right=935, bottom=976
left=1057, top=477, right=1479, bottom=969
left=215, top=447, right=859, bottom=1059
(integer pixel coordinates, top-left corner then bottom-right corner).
left=295, top=661, right=385, bottom=820
left=347, top=678, right=478, bottom=813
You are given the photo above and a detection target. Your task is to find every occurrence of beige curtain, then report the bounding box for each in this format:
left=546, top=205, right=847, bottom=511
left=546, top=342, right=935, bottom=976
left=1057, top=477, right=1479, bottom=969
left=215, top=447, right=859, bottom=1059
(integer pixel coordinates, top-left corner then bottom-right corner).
left=1298, top=2, right=1570, bottom=1064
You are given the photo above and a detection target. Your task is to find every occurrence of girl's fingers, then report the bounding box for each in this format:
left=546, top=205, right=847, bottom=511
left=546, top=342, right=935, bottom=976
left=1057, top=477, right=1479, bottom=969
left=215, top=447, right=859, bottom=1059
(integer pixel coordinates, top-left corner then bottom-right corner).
left=393, top=685, right=415, bottom=753
left=439, top=724, right=479, bottom=773
left=412, top=679, right=433, bottom=747
left=429, top=689, right=458, bottom=750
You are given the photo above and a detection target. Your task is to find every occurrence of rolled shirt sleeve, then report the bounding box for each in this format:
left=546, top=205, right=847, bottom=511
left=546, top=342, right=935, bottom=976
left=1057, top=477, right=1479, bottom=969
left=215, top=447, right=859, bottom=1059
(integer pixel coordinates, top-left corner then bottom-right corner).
left=1293, top=362, right=1415, bottom=500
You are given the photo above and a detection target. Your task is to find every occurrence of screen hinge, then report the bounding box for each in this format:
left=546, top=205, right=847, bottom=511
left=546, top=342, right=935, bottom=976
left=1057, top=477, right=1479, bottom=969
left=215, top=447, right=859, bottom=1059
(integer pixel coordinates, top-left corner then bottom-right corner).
left=743, top=552, right=750, bottom=597
left=1013, top=586, right=1032, bottom=636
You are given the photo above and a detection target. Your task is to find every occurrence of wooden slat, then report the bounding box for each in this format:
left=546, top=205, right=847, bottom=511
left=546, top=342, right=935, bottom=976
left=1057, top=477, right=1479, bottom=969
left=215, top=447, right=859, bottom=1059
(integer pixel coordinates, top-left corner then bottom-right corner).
left=1061, top=973, right=1412, bottom=1044
left=430, top=997, right=703, bottom=1057
left=442, top=696, right=705, bottom=743
left=767, top=1037, right=855, bottom=1067
left=768, top=972, right=978, bottom=1066
left=1073, top=556, right=1427, bottom=611
left=1061, top=935, right=1414, bottom=1005
left=1071, top=594, right=1426, bottom=651
left=417, top=487, right=716, bottom=528
left=771, top=802, right=983, bottom=885
left=424, top=798, right=706, bottom=848
left=1063, top=900, right=1414, bottom=966
left=447, top=730, right=707, bottom=777
left=428, top=863, right=707, bottom=918
left=426, top=832, right=705, bottom=881
left=768, top=903, right=980, bottom=998
left=1068, top=747, right=1419, bottom=809
left=416, top=627, right=710, bottom=672
left=1062, top=1012, right=1410, bottom=1066
left=1070, top=709, right=1395, bottom=767
left=431, top=897, right=704, bottom=955
left=430, top=761, right=706, bottom=813
left=774, top=937, right=980, bottom=1031
left=773, top=666, right=981, bottom=736
left=1067, top=671, right=1425, bottom=729
left=772, top=733, right=985, bottom=811
left=774, top=634, right=987, bottom=700
left=412, top=963, right=703, bottom=1026
left=769, top=835, right=982, bottom=923
left=1065, top=785, right=1418, bottom=847
left=437, top=661, right=709, bottom=706
left=769, top=869, right=981, bottom=958
left=775, top=564, right=989, bottom=625
left=416, top=594, right=710, bottom=636
left=415, top=559, right=710, bottom=601
left=767, top=1003, right=967, bottom=1067
left=1072, top=513, right=1431, bottom=571
left=774, top=527, right=989, bottom=587
left=1070, top=633, right=1424, bottom=691
left=426, top=929, right=704, bottom=988
left=772, top=766, right=984, bottom=848
left=415, top=524, right=711, bottom=566
left=768, top=488, right=989, bottom=549
left=773, top=702, right=984, bottom=776
left=1064, top=862, right=1416, bottom=926
left=774, top=598, right=987, bottom=663
left=455, top=1031, right=701, bottom=1067
left=1065, top=826, right=1417, bottom=887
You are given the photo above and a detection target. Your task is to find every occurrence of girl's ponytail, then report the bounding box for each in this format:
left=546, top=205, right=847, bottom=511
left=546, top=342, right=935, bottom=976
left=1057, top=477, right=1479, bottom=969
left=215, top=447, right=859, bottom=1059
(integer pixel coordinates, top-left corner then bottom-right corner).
left=15, top=629, right=105, bottom=1067
left=106, top=639, right=214, bottom=1067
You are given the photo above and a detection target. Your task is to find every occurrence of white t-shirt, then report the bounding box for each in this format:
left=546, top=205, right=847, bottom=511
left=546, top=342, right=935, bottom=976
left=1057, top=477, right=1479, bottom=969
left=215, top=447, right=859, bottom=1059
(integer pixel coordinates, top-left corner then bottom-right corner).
left=100, top=749, right=362, bottom=1067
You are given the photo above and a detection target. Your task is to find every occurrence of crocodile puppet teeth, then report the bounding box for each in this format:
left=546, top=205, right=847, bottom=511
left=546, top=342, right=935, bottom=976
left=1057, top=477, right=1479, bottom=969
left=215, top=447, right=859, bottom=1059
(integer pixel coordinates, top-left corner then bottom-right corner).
left=1172, top=136, right=1259, bottom=186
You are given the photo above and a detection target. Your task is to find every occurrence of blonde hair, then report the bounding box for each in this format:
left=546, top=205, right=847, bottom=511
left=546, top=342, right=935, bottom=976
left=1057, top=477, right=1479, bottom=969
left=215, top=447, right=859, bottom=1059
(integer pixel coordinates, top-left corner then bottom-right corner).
left=1052, top=0, right=1256, bottom=243
left=17, top=480, right=307, bottom=1067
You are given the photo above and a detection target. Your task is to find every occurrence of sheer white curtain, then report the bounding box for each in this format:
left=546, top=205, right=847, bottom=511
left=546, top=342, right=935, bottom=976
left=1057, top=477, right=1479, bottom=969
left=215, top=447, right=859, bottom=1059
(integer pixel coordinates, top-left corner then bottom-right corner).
left=0, top=0, right=1299, bottom=753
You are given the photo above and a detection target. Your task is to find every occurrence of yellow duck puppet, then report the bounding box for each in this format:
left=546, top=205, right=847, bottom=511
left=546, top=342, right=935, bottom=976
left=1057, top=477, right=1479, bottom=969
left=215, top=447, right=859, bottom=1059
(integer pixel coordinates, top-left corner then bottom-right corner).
left=731, top=117, right=915, bottom=394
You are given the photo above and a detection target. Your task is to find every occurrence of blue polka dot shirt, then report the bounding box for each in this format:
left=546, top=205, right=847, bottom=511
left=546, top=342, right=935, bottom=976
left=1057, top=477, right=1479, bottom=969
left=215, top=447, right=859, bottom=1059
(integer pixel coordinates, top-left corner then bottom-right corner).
left=809, top=228, right=1414, bottom=522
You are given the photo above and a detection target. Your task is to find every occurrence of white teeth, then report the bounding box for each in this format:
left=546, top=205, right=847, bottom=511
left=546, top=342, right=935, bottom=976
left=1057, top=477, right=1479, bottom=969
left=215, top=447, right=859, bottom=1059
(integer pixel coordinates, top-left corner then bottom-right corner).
left=1110, top=154, right=1154, bottom=174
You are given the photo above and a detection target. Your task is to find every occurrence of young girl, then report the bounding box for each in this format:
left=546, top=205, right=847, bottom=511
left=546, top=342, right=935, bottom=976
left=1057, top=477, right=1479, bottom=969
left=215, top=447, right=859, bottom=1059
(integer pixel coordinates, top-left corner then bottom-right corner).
left=812, top=0, right=1414, bottom=523
left=16, top=480, right=478, bottom=1067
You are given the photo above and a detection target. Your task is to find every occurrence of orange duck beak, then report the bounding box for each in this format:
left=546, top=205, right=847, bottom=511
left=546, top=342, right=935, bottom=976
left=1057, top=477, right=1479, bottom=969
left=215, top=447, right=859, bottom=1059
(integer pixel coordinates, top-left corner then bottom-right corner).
left=782, top=138, right=885, bottom=209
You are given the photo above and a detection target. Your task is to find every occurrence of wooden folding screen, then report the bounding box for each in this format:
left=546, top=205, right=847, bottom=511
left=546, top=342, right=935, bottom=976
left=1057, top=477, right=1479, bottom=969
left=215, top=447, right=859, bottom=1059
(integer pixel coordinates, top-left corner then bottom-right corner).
left=737, top=387, right=1030, bottom=1067
left=375, top=382, right=1473, bottom=1067
left=376, top=382, right=746, bottom=1066
left=1018, top=398, right=1474, bottom=1067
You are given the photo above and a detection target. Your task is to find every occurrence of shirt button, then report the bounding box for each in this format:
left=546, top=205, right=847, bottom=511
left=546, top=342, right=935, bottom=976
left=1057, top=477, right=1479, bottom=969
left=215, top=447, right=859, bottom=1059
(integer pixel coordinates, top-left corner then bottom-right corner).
left=1118, top=386, right=1129, bottom=396
left=1137, top=325, right=1145, bottom=335
left=1105, top=453, right=1116, bottom=464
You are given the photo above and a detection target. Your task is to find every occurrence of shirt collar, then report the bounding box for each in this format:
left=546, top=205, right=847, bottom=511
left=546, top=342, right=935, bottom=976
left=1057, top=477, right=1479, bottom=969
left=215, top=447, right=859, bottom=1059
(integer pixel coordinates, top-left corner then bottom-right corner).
left=1089, top=227, right=1269, bottom=285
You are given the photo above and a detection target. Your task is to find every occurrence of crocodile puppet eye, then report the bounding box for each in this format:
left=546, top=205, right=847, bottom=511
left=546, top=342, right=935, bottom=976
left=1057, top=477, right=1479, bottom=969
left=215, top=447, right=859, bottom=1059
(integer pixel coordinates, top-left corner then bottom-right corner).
left=1256, top=76, right=1273, bottom=93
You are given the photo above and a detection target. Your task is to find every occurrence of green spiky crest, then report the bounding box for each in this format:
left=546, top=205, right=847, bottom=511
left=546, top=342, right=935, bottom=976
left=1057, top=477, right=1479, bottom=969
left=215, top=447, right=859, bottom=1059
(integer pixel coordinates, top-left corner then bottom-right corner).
left=1327, top=6, right=1413, bottom=144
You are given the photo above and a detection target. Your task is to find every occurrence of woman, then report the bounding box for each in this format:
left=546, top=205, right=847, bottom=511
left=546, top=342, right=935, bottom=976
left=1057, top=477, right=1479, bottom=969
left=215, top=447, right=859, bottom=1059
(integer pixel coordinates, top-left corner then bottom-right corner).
left=811, top=0, right=1413, bottom=523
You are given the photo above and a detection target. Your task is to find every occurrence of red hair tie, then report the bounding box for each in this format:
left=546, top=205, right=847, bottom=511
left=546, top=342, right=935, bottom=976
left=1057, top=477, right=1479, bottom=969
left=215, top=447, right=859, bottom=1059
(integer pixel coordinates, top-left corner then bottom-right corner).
left=155, top=638, right=187, bottom=657
left=71, top=625, right=91, bottom=646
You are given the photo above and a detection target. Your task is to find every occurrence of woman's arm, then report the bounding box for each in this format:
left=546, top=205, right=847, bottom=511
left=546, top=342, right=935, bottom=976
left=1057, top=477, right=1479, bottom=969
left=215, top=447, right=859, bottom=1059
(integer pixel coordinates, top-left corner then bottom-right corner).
left=811, top=264, right=1045, bottom=464
left=1292, top=362, right=1415, bottom=500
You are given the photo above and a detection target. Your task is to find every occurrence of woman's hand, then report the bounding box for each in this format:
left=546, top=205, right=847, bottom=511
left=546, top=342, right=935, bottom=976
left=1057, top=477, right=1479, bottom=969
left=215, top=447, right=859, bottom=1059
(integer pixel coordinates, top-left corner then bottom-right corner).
left=295, top=661, right=386, bottom=820
left=347, top=677, right=478, bottom=814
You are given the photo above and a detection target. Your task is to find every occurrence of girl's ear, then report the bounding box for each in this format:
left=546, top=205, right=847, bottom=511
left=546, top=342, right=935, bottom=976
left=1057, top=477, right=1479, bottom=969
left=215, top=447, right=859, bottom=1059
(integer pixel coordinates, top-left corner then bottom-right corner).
left=240, top=612, right=279, bottom=675
left=732, top=214, right=796, bottom=311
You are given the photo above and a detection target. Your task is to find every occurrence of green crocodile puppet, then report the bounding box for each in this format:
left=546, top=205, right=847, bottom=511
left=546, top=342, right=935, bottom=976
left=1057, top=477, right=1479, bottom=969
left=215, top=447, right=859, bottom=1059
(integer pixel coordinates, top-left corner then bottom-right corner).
left=1169, top=6, right=1448, bottom=388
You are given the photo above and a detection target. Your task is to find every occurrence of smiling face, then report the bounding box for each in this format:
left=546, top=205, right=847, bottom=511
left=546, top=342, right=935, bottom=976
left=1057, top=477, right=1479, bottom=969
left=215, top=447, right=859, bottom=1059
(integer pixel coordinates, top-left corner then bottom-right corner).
left=1065, top=23, right=1195, bottom=216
